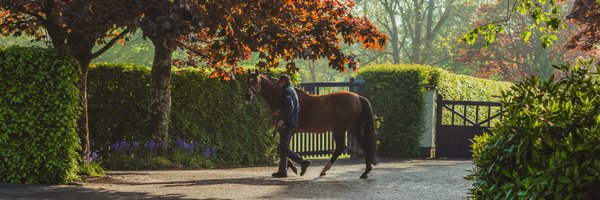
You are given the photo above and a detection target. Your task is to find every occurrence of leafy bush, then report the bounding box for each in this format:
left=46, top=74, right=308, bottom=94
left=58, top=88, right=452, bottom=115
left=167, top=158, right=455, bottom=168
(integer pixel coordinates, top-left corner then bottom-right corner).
left=78, top=162, right=106, bottom=177
left=0, top=46, right=81, bottom=183
left=88, top=63, right=298, bottom=168
left=78, top=150, right=106, bottom=177
left=467, top=62, right=600, bottom=199
left=358, top=64, right=511, bottom=157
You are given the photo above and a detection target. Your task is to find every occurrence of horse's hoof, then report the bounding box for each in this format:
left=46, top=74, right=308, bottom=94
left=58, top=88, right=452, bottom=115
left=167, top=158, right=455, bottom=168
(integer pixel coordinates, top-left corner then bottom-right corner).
left=320, top=172, right=327, bottom=176
left=360, top=175, right=368, bottom=179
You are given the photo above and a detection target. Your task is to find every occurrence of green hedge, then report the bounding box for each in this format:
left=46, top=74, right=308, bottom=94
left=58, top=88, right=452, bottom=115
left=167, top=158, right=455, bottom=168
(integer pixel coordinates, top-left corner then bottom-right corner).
left=0, top=46, right=81, bottom=183
left=357, top=64, right=511, bottom=157
left=88, top=63, right=297, bottom=167
left=435, top=69, right=512, bottom=101
left=467, top=64, right=600, bottom=199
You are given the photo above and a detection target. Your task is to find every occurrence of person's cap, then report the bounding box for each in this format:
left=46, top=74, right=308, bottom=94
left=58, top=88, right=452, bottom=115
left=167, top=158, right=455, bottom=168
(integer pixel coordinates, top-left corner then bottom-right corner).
left=278, top=74, right=291, bottom=83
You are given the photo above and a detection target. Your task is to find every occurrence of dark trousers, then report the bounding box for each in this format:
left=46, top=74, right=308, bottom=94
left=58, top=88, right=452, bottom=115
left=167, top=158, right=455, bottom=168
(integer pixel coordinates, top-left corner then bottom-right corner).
left=278, top=126, right=304, bottom=172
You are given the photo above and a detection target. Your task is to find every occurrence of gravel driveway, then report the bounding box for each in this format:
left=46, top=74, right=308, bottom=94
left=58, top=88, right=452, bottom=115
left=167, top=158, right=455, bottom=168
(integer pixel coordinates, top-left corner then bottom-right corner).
left=0, top=159, right=472, bottom=199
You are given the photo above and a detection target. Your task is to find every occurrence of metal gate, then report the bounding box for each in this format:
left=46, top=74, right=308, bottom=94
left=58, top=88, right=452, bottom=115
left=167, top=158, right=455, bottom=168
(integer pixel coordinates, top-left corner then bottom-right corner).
left=291, top=78, right=362, bottom=158
left=435, top=95, right=503, bottom=158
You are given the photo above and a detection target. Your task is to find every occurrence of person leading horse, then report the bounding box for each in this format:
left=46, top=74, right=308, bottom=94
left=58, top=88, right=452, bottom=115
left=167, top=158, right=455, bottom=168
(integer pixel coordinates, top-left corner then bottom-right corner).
left=271, top=75, right=311, bottom=178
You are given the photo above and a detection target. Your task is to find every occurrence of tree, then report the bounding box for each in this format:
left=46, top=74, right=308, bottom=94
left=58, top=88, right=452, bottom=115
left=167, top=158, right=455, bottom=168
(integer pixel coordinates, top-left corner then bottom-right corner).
left=455, top=0, right=599, bottom=82
left=352, top=0, right=478, bottom=66
left=566, top=0, right=600, bottom=50
left=0, top=1, right=139, bottom=156
left=464, top=0, right=600, bottom=50
left=131, top=0, right=387, bottom=146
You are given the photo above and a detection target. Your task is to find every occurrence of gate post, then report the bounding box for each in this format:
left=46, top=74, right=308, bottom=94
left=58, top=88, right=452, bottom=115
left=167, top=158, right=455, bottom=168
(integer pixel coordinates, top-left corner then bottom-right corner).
left=433, top=94, right=443, bottom=158
left=419, top=90, right=438, bottom=158
left=436, top=94, right=443, bottom=127
left=349, top=77, right=355, bottom=93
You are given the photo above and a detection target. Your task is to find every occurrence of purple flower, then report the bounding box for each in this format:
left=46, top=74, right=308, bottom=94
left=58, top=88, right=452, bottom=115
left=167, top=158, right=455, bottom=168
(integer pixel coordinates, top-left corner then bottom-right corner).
left=131, top=141, right=140, bottom=149
left=111, top=140, right=130, bottom=152
left=83, top=150, right=100, bottom=163
left=175, top=138, right=195, bottom=152
left=91, top=151, right=99, bottom=160
left=202, top=146, right=217, bottom=157
left=144, top=140, right=159, bottom=150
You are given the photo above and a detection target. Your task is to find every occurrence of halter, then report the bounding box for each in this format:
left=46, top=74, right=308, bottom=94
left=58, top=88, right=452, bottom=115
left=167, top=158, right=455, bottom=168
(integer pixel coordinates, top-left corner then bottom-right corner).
left=247, top=76, right=262, bottom=97
left=248, top=85, right=259, bottom=95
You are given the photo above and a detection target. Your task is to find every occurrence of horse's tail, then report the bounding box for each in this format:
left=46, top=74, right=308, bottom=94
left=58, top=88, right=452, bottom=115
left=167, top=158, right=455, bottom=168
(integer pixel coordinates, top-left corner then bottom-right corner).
left=359, top=96, right=377, bottom=165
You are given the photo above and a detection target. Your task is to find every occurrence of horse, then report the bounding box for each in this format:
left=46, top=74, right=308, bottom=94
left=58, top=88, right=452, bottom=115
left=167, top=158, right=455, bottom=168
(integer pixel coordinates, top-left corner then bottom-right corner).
left=244, top=69, right=377, bottom=179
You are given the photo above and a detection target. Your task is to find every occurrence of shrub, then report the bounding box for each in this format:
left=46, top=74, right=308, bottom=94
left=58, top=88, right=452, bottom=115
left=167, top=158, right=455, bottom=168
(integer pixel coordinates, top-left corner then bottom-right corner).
left=0, top=46, right=81, bottom=183
left=88, top=63, right=298, bottom=168
left=467, top=62, right=600, bottom=199
left=358, top=64, right=511, bottom=157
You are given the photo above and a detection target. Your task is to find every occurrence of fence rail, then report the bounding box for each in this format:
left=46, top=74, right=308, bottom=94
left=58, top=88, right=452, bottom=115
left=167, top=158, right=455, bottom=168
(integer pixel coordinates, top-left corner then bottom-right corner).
left=290, top=132, right=350, bottom=158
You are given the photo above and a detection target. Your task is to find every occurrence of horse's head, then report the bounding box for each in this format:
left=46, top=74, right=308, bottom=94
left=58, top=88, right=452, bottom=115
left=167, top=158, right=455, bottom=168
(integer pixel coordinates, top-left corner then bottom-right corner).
left=244, top=69, right=263, bottom=102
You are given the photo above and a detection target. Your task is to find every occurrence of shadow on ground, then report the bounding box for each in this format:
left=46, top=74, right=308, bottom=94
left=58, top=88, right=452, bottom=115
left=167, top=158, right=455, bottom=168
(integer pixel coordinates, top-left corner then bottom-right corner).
left=0, top=183, right=187, bottom=200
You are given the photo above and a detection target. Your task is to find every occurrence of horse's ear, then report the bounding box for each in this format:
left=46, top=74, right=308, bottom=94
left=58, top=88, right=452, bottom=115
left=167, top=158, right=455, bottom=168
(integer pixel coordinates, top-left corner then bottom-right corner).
left=247, top=68, right=253, bottom=75
left=254, top=69, right=259, bottom=74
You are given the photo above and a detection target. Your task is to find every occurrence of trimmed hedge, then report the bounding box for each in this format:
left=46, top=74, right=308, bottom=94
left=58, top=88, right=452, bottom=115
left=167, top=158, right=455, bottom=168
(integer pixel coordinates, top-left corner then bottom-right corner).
left=88, top=63, right=297, bottom=167
left=467, top=64, right=600, bottom=199
left=0, top=46, right=81, bottom=183
left=357, top=64, right=511, bottom=157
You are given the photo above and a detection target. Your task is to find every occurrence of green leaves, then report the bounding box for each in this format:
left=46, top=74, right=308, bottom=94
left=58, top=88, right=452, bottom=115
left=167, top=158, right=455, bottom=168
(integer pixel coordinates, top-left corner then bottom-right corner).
left=463, top=24, right=505, bottom=47
left=468, top=60, right=600, bottom=199
left=0, top=47, right=81, bottom=184
left=521, top=29, right=532, bottom=42
left=464, top=0, right=564, bottom=48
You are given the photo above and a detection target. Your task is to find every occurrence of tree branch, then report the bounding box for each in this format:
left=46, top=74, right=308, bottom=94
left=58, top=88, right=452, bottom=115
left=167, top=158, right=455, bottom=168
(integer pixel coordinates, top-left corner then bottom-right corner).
left=91, top=28, right=131, bottom=59
left=362, top=52, right=386, bottom=65
left=175, top=40, right=210, bottom=59
left=14, top=5, right=46, bottom=22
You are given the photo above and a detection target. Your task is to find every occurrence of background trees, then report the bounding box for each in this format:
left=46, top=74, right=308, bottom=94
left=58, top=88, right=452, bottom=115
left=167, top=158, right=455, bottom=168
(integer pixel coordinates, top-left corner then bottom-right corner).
left=455, top=0, right=599, bottom=81
left=350, top=0, right=477, bottom=67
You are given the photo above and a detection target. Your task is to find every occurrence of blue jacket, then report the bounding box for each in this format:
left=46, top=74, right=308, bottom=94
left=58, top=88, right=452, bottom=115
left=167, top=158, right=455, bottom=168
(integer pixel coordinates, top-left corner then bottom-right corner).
left=281, top=87, right=300, bottom=128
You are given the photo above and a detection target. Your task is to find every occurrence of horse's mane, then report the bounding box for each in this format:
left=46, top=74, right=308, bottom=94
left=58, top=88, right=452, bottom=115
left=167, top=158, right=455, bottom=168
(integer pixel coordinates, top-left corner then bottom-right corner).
left=260, top=74, right=310, bottom=96
left=294, top=87, right=311, bottom=96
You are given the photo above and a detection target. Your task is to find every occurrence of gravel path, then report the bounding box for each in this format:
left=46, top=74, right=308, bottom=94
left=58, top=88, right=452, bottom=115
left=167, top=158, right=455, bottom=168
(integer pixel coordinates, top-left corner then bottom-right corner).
left=0, top=159, right=472, bottom=200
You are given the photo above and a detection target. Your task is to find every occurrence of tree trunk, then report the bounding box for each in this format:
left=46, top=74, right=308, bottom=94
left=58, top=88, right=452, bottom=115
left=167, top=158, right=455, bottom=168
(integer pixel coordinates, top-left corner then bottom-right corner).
left=148, top=38, right=176, bottom=149
left=309, top=61, right=317, bottom=82
left=76, top=61, right=91, bottom=157
left=411, top=0, right=424, bottom=64
left=382, top=0, right=401, bottom=64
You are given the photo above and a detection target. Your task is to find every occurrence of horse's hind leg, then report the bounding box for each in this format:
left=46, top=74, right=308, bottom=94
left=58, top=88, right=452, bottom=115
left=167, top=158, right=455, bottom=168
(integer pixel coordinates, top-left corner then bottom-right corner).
left=320, top=129, right=346, bottom=176
left=352, top=126, right=372, bottom=179
left=360, top=160, right=372, bottom=179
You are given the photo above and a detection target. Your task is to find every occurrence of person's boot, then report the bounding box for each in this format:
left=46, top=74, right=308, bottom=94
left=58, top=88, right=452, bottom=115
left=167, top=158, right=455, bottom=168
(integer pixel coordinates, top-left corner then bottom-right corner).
left=300, top=160, right=311, bottom=176
left=272, top=171, right=287, bottom=178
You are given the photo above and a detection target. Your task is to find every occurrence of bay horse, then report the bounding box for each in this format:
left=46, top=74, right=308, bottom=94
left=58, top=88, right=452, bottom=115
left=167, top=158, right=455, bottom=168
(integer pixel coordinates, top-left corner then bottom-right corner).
left=244, top=70, right=377, bottom=179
